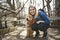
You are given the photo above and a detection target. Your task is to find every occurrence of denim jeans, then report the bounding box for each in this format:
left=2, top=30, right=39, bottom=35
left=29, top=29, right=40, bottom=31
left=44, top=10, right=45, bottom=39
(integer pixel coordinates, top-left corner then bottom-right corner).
left=31, top=23, right=49, bottom=31
left=31, top=23, right=50, bottom=37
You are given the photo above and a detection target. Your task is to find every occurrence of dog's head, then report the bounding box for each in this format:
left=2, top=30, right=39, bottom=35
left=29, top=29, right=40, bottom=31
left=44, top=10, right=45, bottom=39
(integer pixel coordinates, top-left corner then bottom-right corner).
left=26, top=15, right=35, bottom=26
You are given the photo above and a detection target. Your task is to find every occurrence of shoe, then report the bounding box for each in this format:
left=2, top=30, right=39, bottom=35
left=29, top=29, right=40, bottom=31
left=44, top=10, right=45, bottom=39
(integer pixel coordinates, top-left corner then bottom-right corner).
left=35, top=34, right=40, bottom=38
left=42, top=36, right=48, bottom=39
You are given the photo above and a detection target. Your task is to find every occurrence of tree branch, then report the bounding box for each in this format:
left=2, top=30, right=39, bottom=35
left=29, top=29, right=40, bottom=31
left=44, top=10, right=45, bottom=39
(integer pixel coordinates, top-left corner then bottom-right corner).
left=16, top=0, right=29, bottom=14
left=0, top=6, right=16, bottom=13
left=0, top=6, right=16, bottom=18
left=0, top=0, right=29, bottom=18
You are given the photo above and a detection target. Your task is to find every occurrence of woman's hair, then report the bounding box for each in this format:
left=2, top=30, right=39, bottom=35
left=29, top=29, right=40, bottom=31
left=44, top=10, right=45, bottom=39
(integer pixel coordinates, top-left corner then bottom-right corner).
left=28, top=6, right=36, bottom=15
left=28, top=6, right=38, bottom=19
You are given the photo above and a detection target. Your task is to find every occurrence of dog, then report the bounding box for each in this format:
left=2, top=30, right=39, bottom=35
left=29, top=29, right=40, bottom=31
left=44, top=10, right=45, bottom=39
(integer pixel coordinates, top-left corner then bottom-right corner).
left=26, top=15, right=35, bottom=38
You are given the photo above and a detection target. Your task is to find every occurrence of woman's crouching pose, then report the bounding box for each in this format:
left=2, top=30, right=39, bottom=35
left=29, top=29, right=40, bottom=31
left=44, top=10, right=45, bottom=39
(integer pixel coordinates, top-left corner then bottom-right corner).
left=26, top=6, right=50, bottom=38
left=31, top=9, right=50, bottom=38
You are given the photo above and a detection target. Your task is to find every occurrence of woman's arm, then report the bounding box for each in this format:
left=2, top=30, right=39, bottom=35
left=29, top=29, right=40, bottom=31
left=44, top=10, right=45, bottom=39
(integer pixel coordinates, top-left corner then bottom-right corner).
left=40, top=11, right=50, bottom=24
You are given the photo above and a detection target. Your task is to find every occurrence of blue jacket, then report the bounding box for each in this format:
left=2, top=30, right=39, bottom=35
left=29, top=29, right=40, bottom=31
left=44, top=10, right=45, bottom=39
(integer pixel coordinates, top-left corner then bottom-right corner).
left=35, top=9, right=50, bottom=25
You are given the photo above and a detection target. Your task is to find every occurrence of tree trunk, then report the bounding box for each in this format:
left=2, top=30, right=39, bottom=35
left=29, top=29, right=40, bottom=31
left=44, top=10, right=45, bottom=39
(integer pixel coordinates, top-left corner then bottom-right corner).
left=5, top=15, right=7, bottom=28
left=7, top=0, right=16, bottom=17
left=54, top=0, right=60, bottom=25
left=7, top=0, right=17, bottom=27
left=42, top=0, right=44, bottom=9
left=46, top=0, right=51, bottom=17
left=0, top=20, right=2, bottom=29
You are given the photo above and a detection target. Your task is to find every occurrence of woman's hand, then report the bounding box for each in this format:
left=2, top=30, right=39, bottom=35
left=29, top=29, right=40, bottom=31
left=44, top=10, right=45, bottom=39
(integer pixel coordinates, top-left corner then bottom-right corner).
left=36, top=21, right=44, bottom=24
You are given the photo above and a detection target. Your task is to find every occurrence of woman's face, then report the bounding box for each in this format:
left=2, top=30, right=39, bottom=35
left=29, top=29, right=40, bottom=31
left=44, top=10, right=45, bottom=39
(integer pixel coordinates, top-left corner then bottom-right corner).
left=29, top=7, right=36, bottom=15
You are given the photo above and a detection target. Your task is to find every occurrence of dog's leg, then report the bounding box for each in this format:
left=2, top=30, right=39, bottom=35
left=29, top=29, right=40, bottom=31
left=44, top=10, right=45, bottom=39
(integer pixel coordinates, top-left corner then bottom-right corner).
left=26, top=27, right=34, bottom=38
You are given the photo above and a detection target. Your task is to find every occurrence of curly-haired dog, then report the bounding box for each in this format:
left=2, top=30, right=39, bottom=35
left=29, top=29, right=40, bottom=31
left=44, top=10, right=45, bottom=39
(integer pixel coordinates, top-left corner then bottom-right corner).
left=26, top=15, right=34, bottom=38
left=26, top=6, right=38, bottom=38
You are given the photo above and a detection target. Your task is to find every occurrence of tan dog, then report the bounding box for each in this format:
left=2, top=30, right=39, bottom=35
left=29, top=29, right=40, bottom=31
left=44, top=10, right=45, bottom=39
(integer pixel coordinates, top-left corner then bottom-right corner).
left=26, top=15, right=35, bottom=38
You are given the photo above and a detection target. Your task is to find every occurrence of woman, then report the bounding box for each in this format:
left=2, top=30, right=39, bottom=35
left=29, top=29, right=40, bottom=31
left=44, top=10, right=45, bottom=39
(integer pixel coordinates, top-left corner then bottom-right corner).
left=31, top=9, right=50, bottom=37
left=26, top=6, right=50, bottom=38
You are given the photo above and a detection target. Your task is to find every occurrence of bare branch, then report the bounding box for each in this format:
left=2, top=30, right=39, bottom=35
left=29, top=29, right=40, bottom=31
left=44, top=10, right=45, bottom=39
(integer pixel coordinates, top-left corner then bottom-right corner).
left=0, top=6, right=17, bottom=18
left=0, top=6, right=16, bottom=13
left=16, top=0, right=29, bottom=14
left=0, top=0, right=29, bottom=18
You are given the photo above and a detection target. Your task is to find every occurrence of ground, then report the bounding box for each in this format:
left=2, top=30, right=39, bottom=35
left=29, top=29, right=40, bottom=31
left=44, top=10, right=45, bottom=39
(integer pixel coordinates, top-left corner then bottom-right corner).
left=0, top=26, right=60, bottom=40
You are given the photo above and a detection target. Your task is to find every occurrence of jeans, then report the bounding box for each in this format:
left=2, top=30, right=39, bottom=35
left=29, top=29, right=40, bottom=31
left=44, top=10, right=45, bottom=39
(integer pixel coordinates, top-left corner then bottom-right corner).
left=31, top=23, right=50, bottom=37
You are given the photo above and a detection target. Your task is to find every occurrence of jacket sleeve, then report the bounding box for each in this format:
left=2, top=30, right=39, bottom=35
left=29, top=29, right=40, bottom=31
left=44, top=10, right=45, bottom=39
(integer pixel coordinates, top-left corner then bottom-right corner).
left=40, top=11, right=50, bottom=24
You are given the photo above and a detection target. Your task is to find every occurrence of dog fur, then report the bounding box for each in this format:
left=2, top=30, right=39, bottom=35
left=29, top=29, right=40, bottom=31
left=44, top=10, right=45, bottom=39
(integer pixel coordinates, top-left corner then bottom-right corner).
left=26, top=15, right=35, bottom=38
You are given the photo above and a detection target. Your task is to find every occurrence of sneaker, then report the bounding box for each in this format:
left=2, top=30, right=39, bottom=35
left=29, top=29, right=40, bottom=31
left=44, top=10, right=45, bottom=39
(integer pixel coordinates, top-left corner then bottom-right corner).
left=35, top=34, right=40, bottom=38
left=42, top=36, right=48, bottom=39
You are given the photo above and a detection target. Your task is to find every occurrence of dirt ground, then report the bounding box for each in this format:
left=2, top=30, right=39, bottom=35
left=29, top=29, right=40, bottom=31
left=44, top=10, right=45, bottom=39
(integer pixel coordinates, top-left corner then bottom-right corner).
left=1, top=26, right=60, bottom=40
